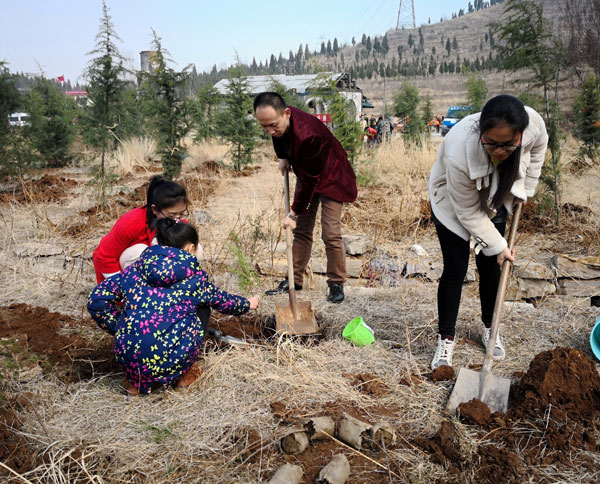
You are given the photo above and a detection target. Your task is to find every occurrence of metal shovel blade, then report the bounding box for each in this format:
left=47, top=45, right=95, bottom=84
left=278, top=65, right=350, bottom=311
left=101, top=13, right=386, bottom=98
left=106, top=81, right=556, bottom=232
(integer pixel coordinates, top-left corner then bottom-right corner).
left=275, top=300, right=319, bottom=335
left=446, top=367, right=511, bottom=416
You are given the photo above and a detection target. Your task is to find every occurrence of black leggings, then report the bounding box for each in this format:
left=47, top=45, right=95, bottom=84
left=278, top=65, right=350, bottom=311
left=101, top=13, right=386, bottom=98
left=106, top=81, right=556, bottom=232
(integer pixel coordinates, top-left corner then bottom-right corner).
left=433, top=211, right=507, bottom=337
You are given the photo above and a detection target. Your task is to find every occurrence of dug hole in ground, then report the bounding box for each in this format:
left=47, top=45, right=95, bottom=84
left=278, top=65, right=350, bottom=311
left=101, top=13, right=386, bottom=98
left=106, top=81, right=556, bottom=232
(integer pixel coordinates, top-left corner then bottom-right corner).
left=1, top=136, right=600, bottom=483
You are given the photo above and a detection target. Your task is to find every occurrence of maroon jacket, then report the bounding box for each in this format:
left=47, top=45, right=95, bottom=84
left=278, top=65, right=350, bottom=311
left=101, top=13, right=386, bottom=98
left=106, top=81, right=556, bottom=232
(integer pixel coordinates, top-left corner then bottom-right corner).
left=272, top=106, right=358, bottom=214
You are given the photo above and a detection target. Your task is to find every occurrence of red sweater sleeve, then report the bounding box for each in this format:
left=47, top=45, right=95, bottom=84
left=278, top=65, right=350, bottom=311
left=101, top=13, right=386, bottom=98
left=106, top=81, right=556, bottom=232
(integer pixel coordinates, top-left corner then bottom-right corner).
left=92, top=207, right=154, bottom=282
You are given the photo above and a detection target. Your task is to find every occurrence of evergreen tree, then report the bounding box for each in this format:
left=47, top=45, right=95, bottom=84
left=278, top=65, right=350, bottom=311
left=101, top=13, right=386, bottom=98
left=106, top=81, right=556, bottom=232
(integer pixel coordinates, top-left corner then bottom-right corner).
left=366, top=36, right=372, bottom=54
left=0, top=62, right=31, bottom=176
left=352, top=36, right=356, bottom=46
left=333, top=38, right=339, bottom=56
left=320, top=42, right=326, bottom=55
left=408, top=33, right=414, bottom=48
left=361, top=33, right=367, bottom=45
left=191, top=85, right=220, bottom=141
left=25, top=77, right=77, bottom=167
left=465, top=74, right=488, bottom=111
left=327, top=39, right=332, bottom=57
left=492, top=0, right=565, bottom=221
left=382, top=34, right=390, bottom=55
left=217, top=65, right=260, bottom=171
left=373, top=37, right=381, bottom=54
left=80, top=0, right=129, bottom=197
left=393, top=82, right=423, bottom=146
left=422, top=95, right=434, bottom=133
left=445, top=38, right=451, bottom=55
left=139, top=30, right=191, bottom=179
left=573, top=74, right=600, bottom=158
left=452, top=36, right=458, bottom=50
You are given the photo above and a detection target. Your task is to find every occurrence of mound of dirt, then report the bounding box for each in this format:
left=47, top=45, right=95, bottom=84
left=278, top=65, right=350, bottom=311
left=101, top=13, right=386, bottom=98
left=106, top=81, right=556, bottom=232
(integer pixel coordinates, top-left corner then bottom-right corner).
left=511, top=346, right=600, bottom=423
left=505, top=346, right=600, bottom=461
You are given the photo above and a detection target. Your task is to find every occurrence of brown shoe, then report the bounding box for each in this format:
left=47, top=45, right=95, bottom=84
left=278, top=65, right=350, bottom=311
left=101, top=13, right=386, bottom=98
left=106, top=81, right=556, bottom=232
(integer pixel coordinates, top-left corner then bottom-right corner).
left=123, top=376, right=140, bottom=396
left=175, top=365, right=203, bottom=389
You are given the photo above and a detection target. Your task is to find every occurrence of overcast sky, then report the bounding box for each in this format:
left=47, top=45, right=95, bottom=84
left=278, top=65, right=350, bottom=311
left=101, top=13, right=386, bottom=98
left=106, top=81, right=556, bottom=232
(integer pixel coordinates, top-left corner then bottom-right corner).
left=1, top=1, right=469, bottom=84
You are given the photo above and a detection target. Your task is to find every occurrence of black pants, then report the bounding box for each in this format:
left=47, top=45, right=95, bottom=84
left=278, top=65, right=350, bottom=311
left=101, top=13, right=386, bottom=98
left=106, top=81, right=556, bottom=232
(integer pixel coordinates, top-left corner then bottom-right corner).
left=433, top=209, right=507, bottom=337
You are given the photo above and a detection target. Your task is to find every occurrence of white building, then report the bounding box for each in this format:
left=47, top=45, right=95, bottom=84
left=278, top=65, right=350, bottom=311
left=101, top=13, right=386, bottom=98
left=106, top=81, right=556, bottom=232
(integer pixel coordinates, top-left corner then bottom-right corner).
left=214, top=72, right=372, bottom=122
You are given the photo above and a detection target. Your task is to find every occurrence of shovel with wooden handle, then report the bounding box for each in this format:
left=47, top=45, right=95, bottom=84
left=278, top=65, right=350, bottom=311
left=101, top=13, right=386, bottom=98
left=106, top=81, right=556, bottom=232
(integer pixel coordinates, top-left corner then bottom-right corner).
left=446, top=203, right=522, bottom=415
left=274, top=170, right=319, bottom=335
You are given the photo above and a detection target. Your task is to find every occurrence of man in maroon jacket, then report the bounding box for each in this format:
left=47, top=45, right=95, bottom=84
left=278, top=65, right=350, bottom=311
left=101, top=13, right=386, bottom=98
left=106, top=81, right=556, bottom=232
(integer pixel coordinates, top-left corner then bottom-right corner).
left=253, top=92, right=358, bottom=303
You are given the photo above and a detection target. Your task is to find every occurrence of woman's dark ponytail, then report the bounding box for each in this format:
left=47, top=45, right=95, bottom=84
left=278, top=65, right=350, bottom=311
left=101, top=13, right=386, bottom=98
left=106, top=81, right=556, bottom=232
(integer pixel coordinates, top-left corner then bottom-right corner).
left=154, top=218, right=199, bottom=250
left=145, top=175, right=189, bottom=226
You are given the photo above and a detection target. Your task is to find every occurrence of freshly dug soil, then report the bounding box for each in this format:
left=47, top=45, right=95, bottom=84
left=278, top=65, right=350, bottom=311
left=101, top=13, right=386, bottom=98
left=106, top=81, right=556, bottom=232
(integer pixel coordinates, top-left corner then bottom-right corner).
left=510, top=346, right=600, bottom=423
left=457, top=398, right=491, bottom=426
left=0, top=175, right=79, bottom=203
left=0, top=303, right=118, bottom=380
left=347, top=372, right=390, bottom=397
left=420, top=347, right=600, bottom=480
left=432, top=365, right=455, bottom=381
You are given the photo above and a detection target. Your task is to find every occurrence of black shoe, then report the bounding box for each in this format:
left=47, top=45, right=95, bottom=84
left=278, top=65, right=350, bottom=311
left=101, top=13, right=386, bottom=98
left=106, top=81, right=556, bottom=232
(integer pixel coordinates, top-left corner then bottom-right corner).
left=327, top=283, right=344, bottom=303
left=265, top=279, right=302, bottom=296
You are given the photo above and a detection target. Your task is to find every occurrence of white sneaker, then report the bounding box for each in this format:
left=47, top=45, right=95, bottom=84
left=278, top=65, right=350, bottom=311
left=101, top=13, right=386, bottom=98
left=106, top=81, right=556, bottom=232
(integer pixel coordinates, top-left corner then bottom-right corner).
left=481, top=325, right=506, bottom=361
left=431, top=335, right=455, bottom=370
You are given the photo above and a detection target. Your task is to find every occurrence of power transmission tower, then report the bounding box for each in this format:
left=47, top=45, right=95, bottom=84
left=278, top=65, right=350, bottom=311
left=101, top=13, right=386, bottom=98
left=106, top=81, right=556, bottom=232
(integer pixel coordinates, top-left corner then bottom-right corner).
left=396, top=0, right=416, bottom=30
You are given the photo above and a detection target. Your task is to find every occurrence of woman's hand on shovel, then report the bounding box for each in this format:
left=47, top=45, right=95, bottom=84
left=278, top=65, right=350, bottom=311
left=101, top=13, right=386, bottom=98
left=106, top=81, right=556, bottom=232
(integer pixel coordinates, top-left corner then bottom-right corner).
left=496, top=246, right=515, bottom=267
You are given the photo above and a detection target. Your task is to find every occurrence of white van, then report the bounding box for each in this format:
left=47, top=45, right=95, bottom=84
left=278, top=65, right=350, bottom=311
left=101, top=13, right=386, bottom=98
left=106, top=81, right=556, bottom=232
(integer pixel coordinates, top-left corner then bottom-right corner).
left=8, top=112, right=30, bottom=127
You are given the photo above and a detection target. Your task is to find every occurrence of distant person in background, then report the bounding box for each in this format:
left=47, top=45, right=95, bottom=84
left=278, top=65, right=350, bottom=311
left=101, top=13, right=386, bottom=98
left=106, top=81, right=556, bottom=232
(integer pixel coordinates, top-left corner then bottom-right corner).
left=253, top=92, right=358, bottom=303
left=375, top=116, right=383, bottom=143
left=429, top=95, right=548, bottom=370
left=88, top=218, right=259, bottom=395
left=92, top=175, right=197, bottom=283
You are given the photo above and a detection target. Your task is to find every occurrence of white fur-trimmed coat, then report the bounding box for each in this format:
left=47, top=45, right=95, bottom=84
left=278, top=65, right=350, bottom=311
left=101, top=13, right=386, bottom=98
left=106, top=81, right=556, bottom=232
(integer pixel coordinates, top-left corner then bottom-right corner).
left=429, top=107, right=548, bottom=256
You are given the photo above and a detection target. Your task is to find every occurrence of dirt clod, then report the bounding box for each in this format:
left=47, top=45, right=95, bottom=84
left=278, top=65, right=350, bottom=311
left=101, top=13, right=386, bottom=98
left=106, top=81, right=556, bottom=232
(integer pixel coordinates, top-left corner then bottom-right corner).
left=432, top=365, right=455, bottom=381
left=457, top=398, right=492, bottom=426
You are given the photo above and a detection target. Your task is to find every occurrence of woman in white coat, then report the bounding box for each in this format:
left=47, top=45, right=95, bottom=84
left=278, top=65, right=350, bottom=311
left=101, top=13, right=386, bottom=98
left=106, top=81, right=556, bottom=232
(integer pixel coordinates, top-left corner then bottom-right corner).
left=429, top=94, right=548, bottom=369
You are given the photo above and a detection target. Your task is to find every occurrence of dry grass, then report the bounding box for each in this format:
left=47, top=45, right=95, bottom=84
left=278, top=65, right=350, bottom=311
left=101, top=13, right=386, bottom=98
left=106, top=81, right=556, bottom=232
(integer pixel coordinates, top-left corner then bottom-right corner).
left=184, top=139, right=230, bottom=171
left=346, top=136, right=439, bottom=242
left=107, top=136, right=157, bottom=176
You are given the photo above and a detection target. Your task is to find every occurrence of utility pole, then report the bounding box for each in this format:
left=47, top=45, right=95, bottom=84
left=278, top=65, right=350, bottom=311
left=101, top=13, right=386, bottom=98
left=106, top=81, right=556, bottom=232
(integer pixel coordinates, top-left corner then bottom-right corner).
left=396, top=0, right=416, bottom=31
left=383, top=73, right=386, bottom=119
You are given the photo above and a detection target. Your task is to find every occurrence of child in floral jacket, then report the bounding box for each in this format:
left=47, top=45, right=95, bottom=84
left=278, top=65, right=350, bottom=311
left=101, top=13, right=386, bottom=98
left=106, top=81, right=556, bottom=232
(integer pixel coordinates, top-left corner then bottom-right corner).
left=88, top=218, right=259, bottom=395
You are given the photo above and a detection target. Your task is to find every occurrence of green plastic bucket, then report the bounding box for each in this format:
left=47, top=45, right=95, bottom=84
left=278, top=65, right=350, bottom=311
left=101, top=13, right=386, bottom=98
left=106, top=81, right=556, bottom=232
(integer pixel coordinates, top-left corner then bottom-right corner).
left=342, top=317, right=375, bottom=346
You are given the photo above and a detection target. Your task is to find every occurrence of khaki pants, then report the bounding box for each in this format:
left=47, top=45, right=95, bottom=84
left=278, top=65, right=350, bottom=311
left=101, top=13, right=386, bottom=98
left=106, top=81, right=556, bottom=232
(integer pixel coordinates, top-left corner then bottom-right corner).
left=292, top=189, right=346, bottom=287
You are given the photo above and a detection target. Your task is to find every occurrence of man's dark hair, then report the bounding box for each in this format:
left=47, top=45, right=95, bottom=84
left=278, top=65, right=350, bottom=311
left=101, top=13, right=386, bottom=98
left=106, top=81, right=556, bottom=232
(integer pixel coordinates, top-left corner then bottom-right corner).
left=253, top=92, right=287, bottom=113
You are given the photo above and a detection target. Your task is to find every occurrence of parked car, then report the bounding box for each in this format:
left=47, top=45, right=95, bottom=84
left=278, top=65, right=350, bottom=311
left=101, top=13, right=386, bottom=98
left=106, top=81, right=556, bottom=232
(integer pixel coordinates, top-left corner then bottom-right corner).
left=8, top=112, right=30, bottom=127
left=441, top=106, right=472, bottom=136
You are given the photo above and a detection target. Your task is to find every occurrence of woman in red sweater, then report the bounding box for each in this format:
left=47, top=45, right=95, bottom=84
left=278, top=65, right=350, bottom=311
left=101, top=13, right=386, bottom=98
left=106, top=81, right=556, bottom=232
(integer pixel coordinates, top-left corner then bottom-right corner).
left=93, top=175, right=189, bottom=283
